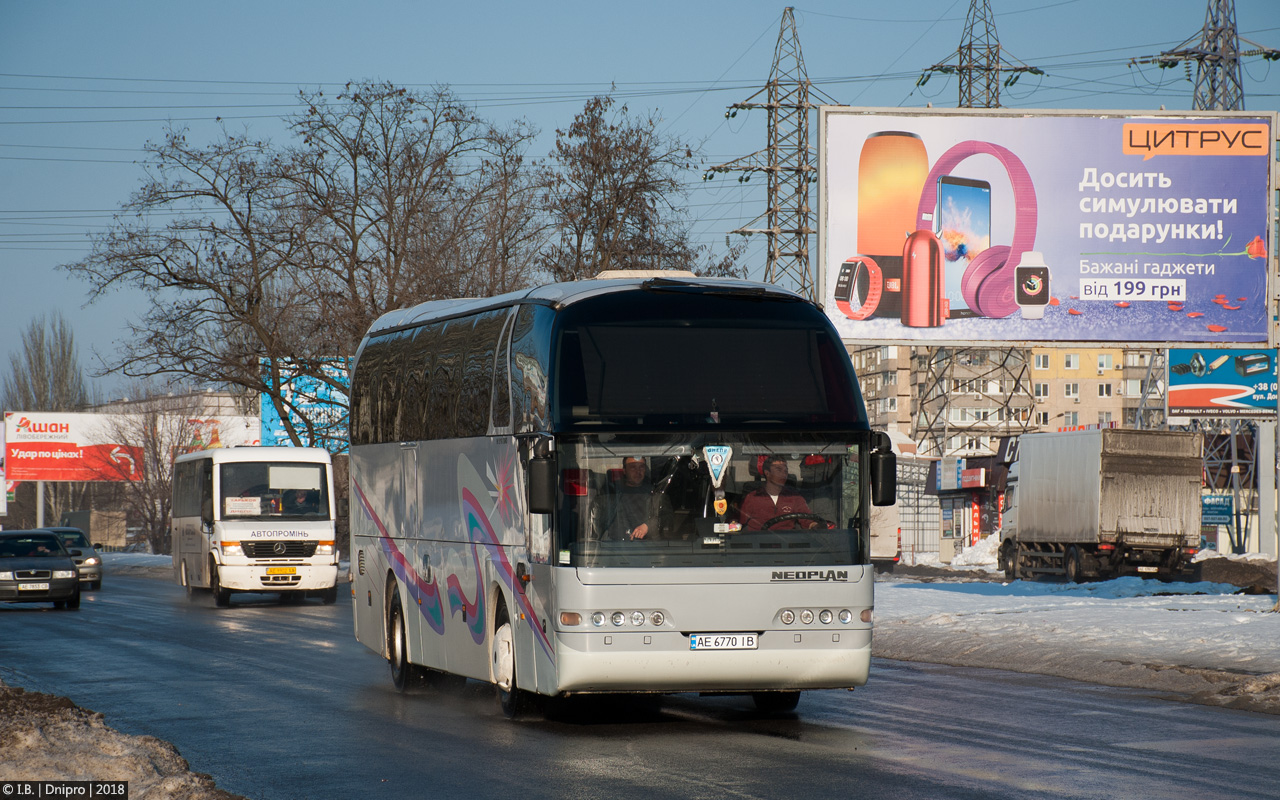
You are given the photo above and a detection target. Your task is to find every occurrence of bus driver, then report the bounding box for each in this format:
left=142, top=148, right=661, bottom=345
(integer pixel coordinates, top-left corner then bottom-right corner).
left=738, top=456, right=818, bottom=530
left=590, top=457, right=672, bottom=540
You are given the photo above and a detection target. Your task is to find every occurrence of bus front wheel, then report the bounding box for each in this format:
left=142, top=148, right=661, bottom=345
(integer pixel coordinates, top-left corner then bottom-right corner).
left=387, top=585, right=417, bottom=692
left=492, top=607, right=529, bottom=718
left=210, top=560, right=231, bottom=607
left=752, top=691, right=800, bottom=714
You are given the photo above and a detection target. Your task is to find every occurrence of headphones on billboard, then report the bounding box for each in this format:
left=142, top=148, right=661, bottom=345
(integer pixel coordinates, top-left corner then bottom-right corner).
left=910, top=140, right=1038, bottom=320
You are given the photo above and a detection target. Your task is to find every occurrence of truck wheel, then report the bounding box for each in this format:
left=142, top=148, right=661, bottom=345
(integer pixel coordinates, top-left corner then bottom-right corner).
left=1064, top=547, right=1083, bottom=583
left=1000, top=543, right=1017, bottom=578
left=321, top=585, right=338, bottom=605
left=753, top=691, right=801, bottom=713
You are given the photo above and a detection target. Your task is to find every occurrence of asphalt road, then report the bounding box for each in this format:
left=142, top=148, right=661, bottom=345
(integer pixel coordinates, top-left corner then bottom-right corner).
left=1, top=575, right=1277, bottom=800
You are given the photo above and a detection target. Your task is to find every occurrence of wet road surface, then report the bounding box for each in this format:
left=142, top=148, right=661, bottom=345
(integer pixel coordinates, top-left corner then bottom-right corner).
left=2, top=575, right=1277, bottom=799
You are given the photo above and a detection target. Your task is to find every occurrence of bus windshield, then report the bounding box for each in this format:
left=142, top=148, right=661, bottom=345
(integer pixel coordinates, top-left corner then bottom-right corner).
left=557, top=433, right=868, bottom=569
left=219, top=462, right=330, bottom=521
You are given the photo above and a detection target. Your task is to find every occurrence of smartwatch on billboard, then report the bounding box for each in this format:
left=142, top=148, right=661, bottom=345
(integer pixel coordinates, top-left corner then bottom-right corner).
left=1014, top=251, right=1050, bottom=320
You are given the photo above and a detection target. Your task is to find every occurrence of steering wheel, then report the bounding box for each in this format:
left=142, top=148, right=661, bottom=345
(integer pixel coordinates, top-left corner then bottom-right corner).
left=762, top=512, right=833, bottom=530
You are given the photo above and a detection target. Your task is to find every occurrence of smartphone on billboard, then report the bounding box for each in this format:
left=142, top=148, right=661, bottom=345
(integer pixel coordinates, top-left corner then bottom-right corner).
left=934, top=175, right=991, bottom=319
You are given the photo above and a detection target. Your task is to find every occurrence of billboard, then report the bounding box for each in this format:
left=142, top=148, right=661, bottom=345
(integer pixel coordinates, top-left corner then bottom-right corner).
left=4, top=412, right=146, bottom=482
left=819, top=108, right=1276, bottom=346
left=1168, top=347, right=1277, bottom=418
left=260, top=358, right=350, bottom=453
left=3, top=412, right=260, bottom=482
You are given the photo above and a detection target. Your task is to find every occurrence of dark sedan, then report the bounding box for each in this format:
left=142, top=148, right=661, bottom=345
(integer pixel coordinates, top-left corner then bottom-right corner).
left=0, top=530, right=82, bottom=609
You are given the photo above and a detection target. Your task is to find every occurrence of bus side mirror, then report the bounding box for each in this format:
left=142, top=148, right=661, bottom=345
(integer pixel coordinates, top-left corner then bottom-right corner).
left=201, top=498, right=214, bottom=526
left=871, top=449, right=896, bottom=507
left=528, top=456, right=556, bottom=515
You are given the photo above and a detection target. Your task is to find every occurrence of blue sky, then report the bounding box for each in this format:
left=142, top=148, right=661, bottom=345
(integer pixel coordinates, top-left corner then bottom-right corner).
left=2, top=0, right=1278, bottom=398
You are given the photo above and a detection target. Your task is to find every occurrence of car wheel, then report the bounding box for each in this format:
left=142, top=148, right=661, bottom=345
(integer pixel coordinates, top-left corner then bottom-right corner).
left=66, top=585, right=81, bottom=610
left=90, top=580, right=101, bottom=591
left=752, top=691, right=800, bottom=713
left=210, top=561, right=231, bottom=607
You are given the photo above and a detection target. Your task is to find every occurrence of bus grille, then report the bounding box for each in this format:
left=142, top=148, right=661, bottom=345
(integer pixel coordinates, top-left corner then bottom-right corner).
left=242, top=541, right=317, bottom=559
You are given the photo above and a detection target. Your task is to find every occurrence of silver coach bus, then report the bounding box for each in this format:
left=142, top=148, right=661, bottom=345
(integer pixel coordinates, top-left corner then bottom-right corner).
left=348, top=274, right=895, bottom=716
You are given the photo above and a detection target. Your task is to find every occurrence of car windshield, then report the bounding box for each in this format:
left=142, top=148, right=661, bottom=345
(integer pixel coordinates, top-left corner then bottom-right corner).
left=555, top=432, right=870, bottom=569
left=219, top=462, right=331, bottom=521
left=56, top=530, right=90, bottom=548
left=0, top=535, right=66, bottom=559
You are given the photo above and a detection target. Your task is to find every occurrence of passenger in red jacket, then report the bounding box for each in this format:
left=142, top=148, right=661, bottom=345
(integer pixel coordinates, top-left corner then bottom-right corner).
left=738, top=456, right=818, bottom=530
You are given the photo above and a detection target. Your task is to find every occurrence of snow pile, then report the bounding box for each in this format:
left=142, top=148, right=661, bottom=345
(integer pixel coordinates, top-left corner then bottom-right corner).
left=873, top=572, right=1280, bottom=713
left=947, top=533, right=999, bottom=567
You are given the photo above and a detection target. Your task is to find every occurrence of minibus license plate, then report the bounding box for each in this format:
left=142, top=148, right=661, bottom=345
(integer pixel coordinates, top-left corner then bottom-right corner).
left=690, top=634, right=757, bottom=651
left=19, top=582, right=50, bottom=591
left=266, top=567, right=297, bottom=575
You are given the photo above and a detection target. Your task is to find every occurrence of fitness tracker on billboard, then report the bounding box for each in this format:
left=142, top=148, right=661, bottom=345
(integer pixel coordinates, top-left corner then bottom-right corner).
left=934, top=175, right=990, bottom=319
left=1014, top=251, right=1050, bottom=319
left=834, top=257, right=882, bottom=320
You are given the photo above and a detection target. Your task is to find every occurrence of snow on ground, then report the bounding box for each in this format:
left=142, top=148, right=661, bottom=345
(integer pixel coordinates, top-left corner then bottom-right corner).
left=875, top=535, right=1280, bottom=713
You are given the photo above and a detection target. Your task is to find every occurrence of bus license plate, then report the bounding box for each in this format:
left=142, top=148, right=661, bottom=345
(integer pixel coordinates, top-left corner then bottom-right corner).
left=690, top=634, right=757, bottom=651
left=18, top=582, right=50, bottom=591
left=265, top=567, right=297, bottom=575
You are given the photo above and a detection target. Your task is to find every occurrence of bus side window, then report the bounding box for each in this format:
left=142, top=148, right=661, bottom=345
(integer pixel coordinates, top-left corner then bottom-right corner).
left=510, top=304, right=552, bottom=433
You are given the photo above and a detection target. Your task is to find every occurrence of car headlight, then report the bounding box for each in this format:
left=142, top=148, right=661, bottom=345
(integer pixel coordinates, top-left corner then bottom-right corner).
left=0, top=571, right=13, bottom=581
left=53, top=570, right=76, bottom=579
left=83, top=557, right=101, bottom=566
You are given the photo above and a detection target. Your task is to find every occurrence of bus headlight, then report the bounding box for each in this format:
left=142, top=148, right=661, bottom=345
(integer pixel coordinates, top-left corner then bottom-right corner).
left=591, top=612, right=606, bottom=627
left=611, top=611, right=626, bottom=627
left=649, top=611, right=665, bottom=626
left=819, top=609, right=833, bottom=624
left=780, top=609, right=795, bottom=625
left=219, top=542, right=243, bottom=557
left=838, top=609, right=853, bottom=624
left=799, top=609, right=815, bottom=625
left=630, top=611, right=645, bottom=626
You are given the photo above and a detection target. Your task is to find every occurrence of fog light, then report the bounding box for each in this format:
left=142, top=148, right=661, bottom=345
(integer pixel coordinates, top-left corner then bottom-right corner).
left=591, top=612, right=606, bottom=627
left=800, top=609, right=814, bottom=624
left=650, top=611, right=665, bottom=626
left=819, top=609, right=833, bottom=624
left=780, top=609, right=795, bottom=625
left=838, top=609, right=853, bottom=624
left=611, top=611, right=625, bottom=626
left=631, top=611, right=645, bottom=626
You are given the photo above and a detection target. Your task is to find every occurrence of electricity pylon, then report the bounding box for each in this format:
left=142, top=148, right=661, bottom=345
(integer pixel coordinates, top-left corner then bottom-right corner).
left=912, top=0, right=1039, bottom=459
left=708, top=7, right=837, bottom=302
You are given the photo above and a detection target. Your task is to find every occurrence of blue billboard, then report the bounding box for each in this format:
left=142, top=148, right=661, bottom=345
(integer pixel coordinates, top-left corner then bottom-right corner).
left=1168, top=347, right=1277, bottom=418
left=260, top=358, right=351, bottom=453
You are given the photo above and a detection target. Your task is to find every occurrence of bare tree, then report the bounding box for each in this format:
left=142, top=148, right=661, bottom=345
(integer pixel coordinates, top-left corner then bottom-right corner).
left=2, top=311, right=91, bottom=413
left=89, top=390, right=201, bottom=554
left=540, top=94, right=743, bottom=281
left=64, top=82, right=542, bottom=447
left=2, top=312, right=93, bottom=527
